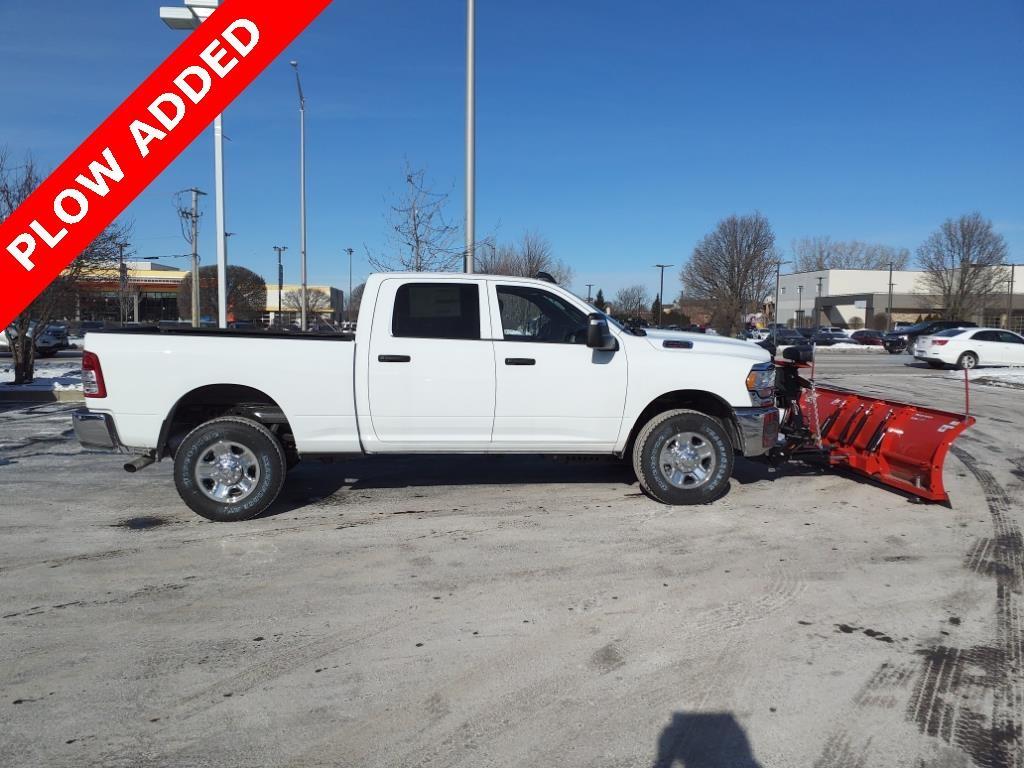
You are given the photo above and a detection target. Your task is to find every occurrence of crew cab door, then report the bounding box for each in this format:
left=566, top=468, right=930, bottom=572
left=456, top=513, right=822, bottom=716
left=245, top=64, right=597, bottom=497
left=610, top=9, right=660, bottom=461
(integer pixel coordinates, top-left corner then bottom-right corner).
left=488, top=281, right=627, bottom=449
left=367, top=279, right=495, bottom=446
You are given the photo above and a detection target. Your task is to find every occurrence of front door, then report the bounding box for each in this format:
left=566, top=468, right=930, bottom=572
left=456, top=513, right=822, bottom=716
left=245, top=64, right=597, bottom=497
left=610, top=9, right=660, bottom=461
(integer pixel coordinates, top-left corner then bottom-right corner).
left=367, top=279, right=495, bottom=446
left=489, top=281, right=627, bottom=448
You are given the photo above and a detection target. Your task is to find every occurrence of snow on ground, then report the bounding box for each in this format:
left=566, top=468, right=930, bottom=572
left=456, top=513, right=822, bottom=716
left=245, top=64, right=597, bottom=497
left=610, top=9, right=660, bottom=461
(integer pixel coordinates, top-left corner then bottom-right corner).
left=946, top=366, right=1024, bottom=390
left=0, top=360, right=83, bottom=391
left=777, top=343, right=887, bottom=354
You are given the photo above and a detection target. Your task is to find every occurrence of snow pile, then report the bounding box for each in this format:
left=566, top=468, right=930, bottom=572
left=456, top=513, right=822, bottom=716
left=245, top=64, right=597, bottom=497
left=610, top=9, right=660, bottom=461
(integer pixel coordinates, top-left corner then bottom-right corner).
left=777, top=343, right=886, bottom=355
left=946, top=367, right=1024, bottom=390
left=1, top=361, right=83, bottom=391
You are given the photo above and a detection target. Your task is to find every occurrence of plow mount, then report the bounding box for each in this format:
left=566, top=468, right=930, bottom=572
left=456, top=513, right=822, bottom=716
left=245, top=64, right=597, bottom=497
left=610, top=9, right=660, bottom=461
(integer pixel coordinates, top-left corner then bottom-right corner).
left=770, top=351, right=975, bottom=504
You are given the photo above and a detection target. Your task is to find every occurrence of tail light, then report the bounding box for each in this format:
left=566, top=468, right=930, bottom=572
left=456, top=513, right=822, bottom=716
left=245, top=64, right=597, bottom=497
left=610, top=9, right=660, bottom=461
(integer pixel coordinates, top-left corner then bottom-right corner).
left=932, top=340, right=949, bottom=346
left=81, top=351, right=107, bottom=398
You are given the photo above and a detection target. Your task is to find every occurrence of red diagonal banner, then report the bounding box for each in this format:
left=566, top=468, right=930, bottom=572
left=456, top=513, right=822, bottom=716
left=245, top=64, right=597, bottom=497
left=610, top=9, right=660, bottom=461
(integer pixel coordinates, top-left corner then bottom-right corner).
left=0, top=0, right=332, bottom=328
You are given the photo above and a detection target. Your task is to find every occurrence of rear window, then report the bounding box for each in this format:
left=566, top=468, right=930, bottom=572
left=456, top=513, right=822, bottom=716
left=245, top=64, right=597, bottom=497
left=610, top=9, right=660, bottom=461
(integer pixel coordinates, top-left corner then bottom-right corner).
left=392, top=283, right=481, bottom=340
left=934, top=329, right=968, bottom=338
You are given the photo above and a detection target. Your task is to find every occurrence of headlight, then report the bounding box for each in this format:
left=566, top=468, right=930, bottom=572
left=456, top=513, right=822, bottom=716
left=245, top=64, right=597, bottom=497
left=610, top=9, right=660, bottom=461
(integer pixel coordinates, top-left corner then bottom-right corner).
left=746, top=363, right=775, bottom=404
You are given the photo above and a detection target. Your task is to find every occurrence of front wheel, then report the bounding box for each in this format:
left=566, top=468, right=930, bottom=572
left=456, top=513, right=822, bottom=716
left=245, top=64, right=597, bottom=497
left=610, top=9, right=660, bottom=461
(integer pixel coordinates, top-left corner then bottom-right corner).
left=957, top=352, right=979, bottom=370
left=631, top=409, right=734, bottom=505
left=174, top=417, right=286, bottom=522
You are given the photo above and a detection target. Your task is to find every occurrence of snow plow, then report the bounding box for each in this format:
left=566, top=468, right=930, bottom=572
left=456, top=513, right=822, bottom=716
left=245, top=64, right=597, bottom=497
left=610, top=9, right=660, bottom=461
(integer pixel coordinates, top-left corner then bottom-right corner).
left=769, top=347, right=975, bottom=504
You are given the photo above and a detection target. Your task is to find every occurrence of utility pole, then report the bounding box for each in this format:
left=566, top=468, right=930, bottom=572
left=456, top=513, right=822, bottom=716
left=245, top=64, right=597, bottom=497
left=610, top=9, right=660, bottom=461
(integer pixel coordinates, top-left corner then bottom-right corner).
left=815, top=275, right=825, bottom=327
left=772, top=260, right=790, bottom=347
left=116, top=241, right=129, bottom=324
left=345, top=247, right=354, bottom=322
left=585, top=283, right=594, bottom=302
left=887, top=261, right=895, bottom=332
left=290, top=61, right=308, bottom=331
left=273, top=246, right=288, bottom=328
left=653, top=264, right=674, bottom=328
left=464, top=0, right=475, bottom=273
left=181, top=187, right=206, bottom=328
left=797, top=285, right=804, bottom=327
left=1007, top=263, right=1016, bottom=331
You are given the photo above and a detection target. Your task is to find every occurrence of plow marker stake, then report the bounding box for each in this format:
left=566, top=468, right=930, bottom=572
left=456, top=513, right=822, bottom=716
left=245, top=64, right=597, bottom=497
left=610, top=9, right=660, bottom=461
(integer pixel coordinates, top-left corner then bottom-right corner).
left=800, top=385, right=975, bottom=503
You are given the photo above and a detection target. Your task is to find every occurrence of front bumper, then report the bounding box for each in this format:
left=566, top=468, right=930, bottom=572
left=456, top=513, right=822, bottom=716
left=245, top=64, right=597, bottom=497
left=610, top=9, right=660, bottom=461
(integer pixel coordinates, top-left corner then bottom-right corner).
left=734, top=406, right=780, bottom=456
left=72, top=409, right=124, bottom=452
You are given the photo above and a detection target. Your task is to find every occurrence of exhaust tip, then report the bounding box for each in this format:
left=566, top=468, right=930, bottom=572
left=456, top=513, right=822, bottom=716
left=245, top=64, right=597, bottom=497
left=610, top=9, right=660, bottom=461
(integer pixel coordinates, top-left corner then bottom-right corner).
left=123, top=455, right=155, bottom=473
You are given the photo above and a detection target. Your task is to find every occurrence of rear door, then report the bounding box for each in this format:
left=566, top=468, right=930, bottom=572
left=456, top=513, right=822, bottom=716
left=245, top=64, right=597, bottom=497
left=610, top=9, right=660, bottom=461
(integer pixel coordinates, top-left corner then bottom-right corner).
left=488, top=281, right=627, bottom=448
left=367, top=279, right=495, bottom=446
left=970, top=330, right=1003, bottom=364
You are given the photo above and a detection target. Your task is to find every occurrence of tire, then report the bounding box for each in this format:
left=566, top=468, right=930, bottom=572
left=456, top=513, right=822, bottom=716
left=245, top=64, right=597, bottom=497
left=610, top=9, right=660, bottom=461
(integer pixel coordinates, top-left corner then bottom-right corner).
left=173, top=417, right=286, bottom=522
left=957, top=352, right=979, bottom=370
left=926, top=360, right=945, bottom=369
left=631, top=409, right=734, bottom=505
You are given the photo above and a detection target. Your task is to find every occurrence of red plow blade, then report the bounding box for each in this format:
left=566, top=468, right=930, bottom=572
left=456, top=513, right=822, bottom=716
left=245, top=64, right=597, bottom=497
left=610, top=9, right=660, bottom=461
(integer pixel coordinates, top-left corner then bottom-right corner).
left=799, top=386, right=975, bottom=503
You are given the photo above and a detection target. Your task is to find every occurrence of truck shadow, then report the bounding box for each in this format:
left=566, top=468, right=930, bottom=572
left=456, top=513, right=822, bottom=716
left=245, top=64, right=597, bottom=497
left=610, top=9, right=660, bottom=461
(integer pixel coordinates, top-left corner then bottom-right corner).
left=651, top=711, right=763, bottom=768
left=270, top=454, right=638, bottom=515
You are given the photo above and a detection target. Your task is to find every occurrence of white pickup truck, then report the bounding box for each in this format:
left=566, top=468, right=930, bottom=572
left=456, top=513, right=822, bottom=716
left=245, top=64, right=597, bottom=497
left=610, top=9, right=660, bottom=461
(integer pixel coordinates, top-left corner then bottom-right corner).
left=73, top=273, right=778, bottom=521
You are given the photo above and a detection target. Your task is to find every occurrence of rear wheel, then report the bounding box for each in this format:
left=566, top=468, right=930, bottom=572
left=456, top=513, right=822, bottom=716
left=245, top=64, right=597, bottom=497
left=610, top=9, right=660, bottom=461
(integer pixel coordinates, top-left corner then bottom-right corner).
left=174, top=417, right=286, bottom=522
left=957, top=352, right=979, bottom=370
left=632, top=409, right=733, bottom=505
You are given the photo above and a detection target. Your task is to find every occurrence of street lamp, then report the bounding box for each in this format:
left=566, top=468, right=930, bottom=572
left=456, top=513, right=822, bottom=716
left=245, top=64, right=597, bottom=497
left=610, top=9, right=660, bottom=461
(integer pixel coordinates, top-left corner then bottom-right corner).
left=465, top=0, right=475, bottom=273
left=653, top=264, right=674, bottom=328
left=159, top=0, right=229, bottom=330
left=289, top=61, right=309, bottom=331
left=344, top=247, right=354, bottom=322
left=273, top=246, right=288, bottom=328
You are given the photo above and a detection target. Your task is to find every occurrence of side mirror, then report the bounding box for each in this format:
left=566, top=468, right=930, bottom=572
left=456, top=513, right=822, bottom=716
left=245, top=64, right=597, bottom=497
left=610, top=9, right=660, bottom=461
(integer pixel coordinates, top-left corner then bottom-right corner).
left=587, top=313, right=617, bottom=351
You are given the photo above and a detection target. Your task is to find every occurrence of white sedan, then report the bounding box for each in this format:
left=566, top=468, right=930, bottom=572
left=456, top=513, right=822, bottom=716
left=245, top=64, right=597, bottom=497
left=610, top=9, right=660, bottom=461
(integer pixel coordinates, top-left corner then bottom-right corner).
left=914, top=327, right=1024, bottom=369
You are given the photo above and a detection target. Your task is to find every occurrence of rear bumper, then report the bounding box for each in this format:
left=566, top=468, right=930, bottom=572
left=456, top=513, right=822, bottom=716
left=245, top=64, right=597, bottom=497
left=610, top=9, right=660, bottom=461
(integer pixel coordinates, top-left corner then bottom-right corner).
left=734, top=406, right=780, bottom=456
left=72, top=409, right=125, bottom=452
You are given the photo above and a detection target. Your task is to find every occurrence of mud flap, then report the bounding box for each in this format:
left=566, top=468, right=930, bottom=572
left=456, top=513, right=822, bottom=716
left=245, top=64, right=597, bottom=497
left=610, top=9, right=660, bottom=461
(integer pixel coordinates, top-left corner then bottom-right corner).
left=799, top=385, right=975, bottom=503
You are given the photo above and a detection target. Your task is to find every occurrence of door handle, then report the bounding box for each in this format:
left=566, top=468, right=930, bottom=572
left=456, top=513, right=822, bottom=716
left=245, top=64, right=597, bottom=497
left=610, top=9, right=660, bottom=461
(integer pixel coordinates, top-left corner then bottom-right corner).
left=505, top=357, right=536, bottom=366
left=378, top=354, right=411, bottom=363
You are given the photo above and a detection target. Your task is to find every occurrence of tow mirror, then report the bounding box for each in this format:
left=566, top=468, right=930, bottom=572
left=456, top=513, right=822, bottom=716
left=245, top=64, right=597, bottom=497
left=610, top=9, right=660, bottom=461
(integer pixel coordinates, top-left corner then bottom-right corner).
left=587, top=313, right=617, bottom=351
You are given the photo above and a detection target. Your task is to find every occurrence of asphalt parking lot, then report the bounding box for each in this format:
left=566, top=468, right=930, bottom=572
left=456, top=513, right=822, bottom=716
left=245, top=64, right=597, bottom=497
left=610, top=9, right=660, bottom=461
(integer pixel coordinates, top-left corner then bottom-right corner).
left=1, top=354, right=1022, bottom=768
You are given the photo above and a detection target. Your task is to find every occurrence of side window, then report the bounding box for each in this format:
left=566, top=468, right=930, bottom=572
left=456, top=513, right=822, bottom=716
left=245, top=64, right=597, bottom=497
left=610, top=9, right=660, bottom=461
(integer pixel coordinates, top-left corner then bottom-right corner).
left=998, top=331, right=1024, bottom=344
left=392, top=283, right=480, bottom=340
left=973, top=331, right=999, bottom=342
left=496, top=285, right=588, bottom=344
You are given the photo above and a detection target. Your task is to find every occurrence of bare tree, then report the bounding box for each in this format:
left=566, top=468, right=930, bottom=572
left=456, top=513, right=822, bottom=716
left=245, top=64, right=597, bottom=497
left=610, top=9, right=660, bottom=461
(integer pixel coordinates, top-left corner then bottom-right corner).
left=682, top=212, right=777, bottom=335
left=177, top=265, right=267, bottom=322
left=613, top=285, right=649, bottom=320
left=348, top=282, right=365, bottom=320
left=917, top=212, right=1009, bottom=321
left=283, top=288, right=330, bottom=314
left=367, top=164, right=461, bottom=273
left=475, top=230, right=574, bottom=285
left=1, top=149, right=125, bottom=384
left=793, top=236, right=910, bottom=271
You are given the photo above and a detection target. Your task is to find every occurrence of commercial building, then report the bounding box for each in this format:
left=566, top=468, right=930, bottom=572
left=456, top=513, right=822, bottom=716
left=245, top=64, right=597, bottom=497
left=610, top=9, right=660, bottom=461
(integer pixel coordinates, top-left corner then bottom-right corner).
left=74, top=261, right=344, bottom=326
left=774, top=268, right=1024, bottom=332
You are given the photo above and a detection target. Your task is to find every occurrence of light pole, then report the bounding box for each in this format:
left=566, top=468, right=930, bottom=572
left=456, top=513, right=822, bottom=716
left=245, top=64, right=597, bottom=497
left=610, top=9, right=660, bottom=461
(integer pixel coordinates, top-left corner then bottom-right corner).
left=653, top=264, right=674, bottom=328
left=159, top=0, right=228, bottom=329
left=772, top=260, right=790, bottom=347
left=273, top=246, right=288, bottom=327
left=1006, top=263, right=1017, bottom=331
left=289, top=61, right=308, bottom=331
left=345, top=247, right=354, bottom=322
left=815, top=275, right=825, bottom=327
left=797, top=285, right=804, bottom=327
left=887, top=261, right=895, bottom=331
left=464, top=0, right=475, bottom=273
left=116, top=242, right=130, bottom=324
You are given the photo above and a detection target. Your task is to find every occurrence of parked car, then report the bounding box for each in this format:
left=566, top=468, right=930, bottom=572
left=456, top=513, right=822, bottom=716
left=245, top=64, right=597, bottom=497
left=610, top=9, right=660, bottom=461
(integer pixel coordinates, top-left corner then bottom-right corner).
left=4, top=322, right=64, bottom=357
left=913, top=327, right=1024, bottom=369
left=795, top=327, right=815, bottom=339
left=771, top=329, right=809, bottom=346
left=850, top=329, right=884, bottom=346
left=73, top=272, right=781, bottom=520
left=816, top=325, right=849, bottom=337
left=811, top=329, right=849, bottom=346
left=883, top=320, right=977, bottom=354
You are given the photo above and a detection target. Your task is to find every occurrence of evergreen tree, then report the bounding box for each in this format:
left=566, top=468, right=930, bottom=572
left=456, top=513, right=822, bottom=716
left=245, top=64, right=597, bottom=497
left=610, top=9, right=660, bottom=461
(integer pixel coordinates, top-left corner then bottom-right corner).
left=594, top=289, right=606, bottom=311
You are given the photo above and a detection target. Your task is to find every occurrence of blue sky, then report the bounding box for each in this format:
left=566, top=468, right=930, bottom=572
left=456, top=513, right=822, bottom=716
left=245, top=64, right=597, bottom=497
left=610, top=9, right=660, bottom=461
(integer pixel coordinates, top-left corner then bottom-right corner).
left=2, top=0, right=1023, bottom=300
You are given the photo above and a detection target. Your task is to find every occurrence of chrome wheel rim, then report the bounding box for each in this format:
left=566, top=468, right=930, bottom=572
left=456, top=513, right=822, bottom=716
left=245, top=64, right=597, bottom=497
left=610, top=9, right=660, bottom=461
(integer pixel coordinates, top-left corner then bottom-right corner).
left=962, top=355, right=977, bottom=369
left=658, top=431, right=717, bottom=489
left=194, top=440, right=261, bottom=504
